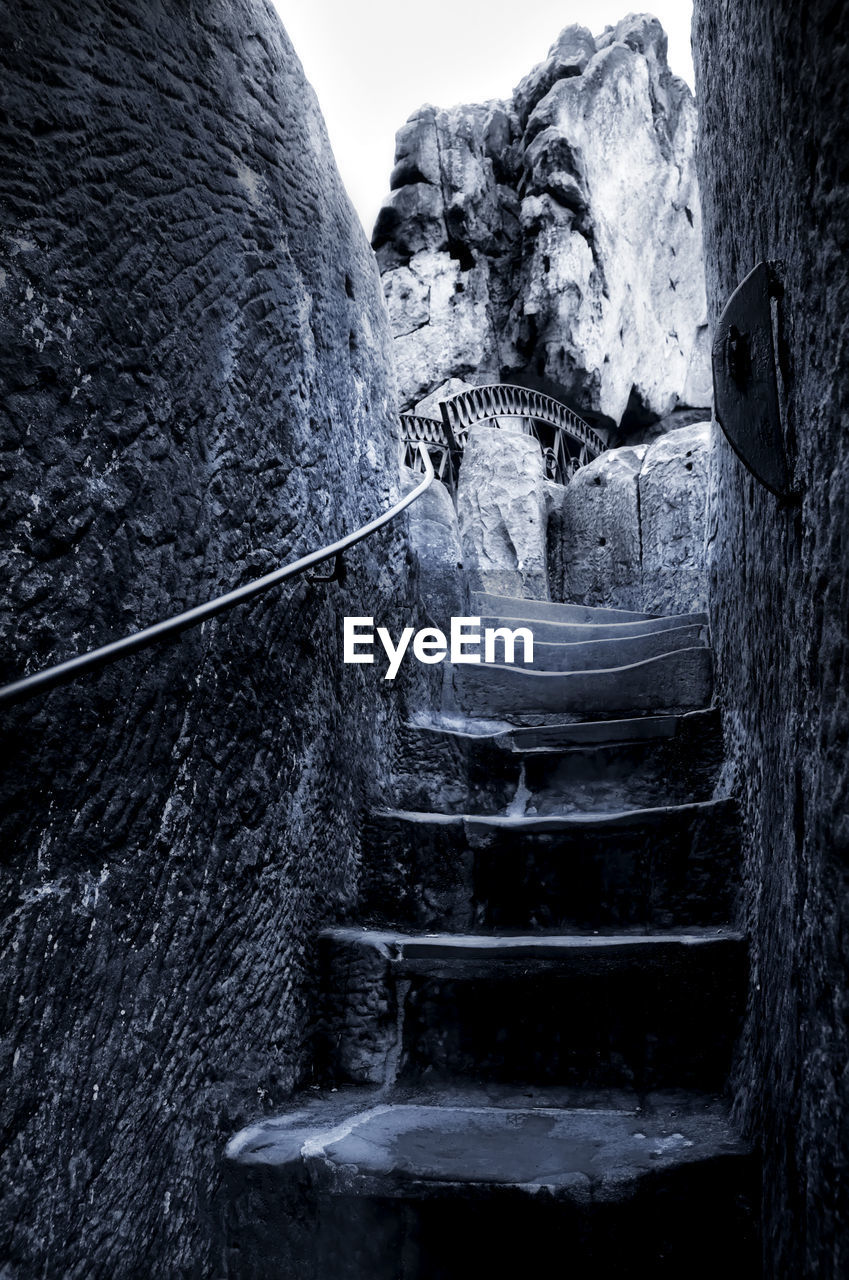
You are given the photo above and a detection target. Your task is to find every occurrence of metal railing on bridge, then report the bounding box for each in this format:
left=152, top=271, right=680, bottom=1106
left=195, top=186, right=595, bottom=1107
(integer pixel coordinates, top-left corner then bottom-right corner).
left=400, top=413, right=456, bottom=494
left=437, top=383, right=604, bottom=487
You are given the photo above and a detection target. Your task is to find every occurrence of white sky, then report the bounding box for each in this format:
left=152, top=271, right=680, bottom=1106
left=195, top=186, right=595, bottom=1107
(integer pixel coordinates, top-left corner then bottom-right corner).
left=271, top=2, right=695, bottom=235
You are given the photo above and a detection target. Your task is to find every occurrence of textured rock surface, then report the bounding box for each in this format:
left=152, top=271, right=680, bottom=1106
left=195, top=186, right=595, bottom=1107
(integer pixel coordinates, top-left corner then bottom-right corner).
left=558, top=424, right=711, bottom=613
left=375, top=16, right=710, bottom=435
left=0, top=3, right=407, bottom=1277
left=639, top=422, right=711, bottom=614
left=559, top=444, right=647, bottom=610
left=402, top=464, right=466, bottom=626
left=456, top=424, right=549, bottom=598
left=694, top=1, right=849, bottom=1275
left=223, top=1087, right=757, bottom=1280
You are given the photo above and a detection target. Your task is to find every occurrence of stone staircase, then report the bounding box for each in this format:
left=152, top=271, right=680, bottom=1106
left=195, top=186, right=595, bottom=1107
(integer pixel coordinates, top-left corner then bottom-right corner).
left=223, top=593, right=757, bottom=1277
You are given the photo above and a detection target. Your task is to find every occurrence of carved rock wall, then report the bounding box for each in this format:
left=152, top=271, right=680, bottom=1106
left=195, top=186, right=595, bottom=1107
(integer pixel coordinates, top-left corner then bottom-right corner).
left=0, top=3, right=405, bottom=1276
left=639, top=422, right=711, bottom=614
left=694, top=1, right=849, bottom=1274
left=375, top=16, right=710, bottom=437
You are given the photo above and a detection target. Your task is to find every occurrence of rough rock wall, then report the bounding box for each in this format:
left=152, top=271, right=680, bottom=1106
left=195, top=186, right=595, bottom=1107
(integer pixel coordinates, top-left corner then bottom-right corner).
left=375, top=14, right=710, bottom=436
left=402, top=465, right=466, bottom=626
left=560, top=443, right=647, bottom=609
left=638, top=422, right=711, bottom=614
left=0, top=2, right=406, bottom=1276
left=693, top=1, right=849, bottom=1275
left=558, top=422, right=711, bottom=614
left=457, top=426, right=550, bottom=599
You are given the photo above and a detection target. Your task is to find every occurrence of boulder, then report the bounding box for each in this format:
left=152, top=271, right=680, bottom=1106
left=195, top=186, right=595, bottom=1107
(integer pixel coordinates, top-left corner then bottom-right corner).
left=402, top=465, right=466, bottom=625
left=559, top=445, right=648, bottom=610
left=513, top=25, right=597, bottom=128
left=375, top=17, right=710, bottom=433
left=639, top=422, right=712, bottom=614
left=456, top=425, right=549, bottom=599
left=556, top=424, right=712, bottom=614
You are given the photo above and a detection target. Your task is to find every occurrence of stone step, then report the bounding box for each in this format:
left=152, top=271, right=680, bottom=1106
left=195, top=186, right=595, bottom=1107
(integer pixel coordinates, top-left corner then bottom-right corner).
left=319, top=928, right=745, bottom=1093
left=490, top=623, right=709, bottom=672
left=506, top=710, right=697, bottom=748
left=224, top=1089, right=756, bottom=1278
left=447, top=647, right=714, bottom=720
left=392, top=708, right=723, bottom=814
left=360, top=800, right=739, bottom=932
left=472, top=591, right=658, bottom=624
left=479, top=610, right=709, bottom=646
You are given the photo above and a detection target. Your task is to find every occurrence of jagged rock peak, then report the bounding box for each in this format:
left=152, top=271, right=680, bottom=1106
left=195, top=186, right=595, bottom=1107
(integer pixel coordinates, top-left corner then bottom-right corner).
left=374, top=12, right=710, bottom=439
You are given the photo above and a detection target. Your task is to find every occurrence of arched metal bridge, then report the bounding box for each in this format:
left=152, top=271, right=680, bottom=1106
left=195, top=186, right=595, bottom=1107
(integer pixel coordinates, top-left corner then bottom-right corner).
left=402, top=383, right=604, bottom=490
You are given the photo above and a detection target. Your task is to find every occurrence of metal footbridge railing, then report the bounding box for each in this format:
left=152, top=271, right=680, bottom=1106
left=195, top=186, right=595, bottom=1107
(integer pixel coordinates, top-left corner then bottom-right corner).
left=400, top=383, right=603, bottom=491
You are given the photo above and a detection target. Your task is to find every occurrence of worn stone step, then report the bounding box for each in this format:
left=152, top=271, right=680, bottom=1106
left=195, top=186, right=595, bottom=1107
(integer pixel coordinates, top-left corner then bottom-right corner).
left=472, top=591, right=658, bottom=624
left=393, top=708, right=723, bottom=814
left=479, top=610, right=709, bottom=646
left=506, top=710, right=703, bottom=748
left=319, top=928, right=745, bottom=1093
left=447, top=647, right=714, bottom=720
left=224, top=1089, right=756, bottom=1279
left=488, top=623, right=708, bottom=672
left=360, top=800, right=739, bottom=932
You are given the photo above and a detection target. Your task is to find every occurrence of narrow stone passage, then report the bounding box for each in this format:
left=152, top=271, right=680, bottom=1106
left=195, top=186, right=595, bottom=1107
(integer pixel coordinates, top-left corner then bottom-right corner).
left=225, top=591, right=757, bottom=1276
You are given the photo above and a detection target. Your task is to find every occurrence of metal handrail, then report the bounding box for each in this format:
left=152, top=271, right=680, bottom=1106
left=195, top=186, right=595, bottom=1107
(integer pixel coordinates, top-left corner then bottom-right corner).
left=0, top=442, right=434, bottom=708
left=400, top=413, right=455, bottom=493
left=400, top=414, right=451, bottom=448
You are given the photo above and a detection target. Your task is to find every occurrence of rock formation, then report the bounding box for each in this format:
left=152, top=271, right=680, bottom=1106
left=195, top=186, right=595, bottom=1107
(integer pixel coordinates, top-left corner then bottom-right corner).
left=559, top=443, right=648, bottom=611
left=694, top=2, right=849, bottom=1274
left=639, top=423, right=711, bottom=613
left=375, top=14, right=710, bottom=438
left=557, top=422, right=712, bottom=614
left=0, top=3, right=407, bottom=1276
left=403, top=464, right=467, bottom=625
left=456, top=425, right=550, bottom=599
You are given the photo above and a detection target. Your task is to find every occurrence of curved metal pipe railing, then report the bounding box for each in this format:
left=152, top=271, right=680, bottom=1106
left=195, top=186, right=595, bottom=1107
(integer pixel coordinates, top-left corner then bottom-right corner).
left=400, top=413, right=455, bottom=493
left=0, top=442, right=434, bottom=708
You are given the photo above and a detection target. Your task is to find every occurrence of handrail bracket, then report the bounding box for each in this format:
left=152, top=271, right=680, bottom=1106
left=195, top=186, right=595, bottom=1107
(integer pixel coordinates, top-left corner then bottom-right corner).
left=307, top=551, right=346, bottom=584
